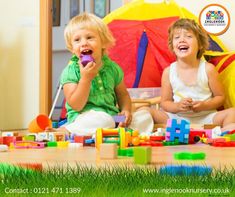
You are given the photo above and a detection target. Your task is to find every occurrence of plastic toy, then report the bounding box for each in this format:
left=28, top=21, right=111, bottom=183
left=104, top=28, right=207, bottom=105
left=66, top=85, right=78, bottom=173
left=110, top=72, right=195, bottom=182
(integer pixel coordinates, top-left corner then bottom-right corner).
left=74, top=136, right=93, bottom=146
left=47, top=141, right=57, bottom=147
left=0, top=144, right=8, bottom=152
left=14, top=141, right=45, bottom=149
left=28, top=114, right=52, bottom=133
left=160, top=165, right=212, bottom=176
left=57, top=141, right=69, bottom=148
left=211, top=141, right=235, bottom=147
left=174, top=152, right=206, bottom=160
left=112, top=115, right=126, bottom=123
left=80, top=54, right=94, bottom=66
left=166, top=119, right=190, bottom=144
left=118, top=148, right=133, bottom=157
left=95, top=128, right=127, bottom=150
left=188, top=130, right=206, bottom=144
left=133, top=146, right=152, bottom=165
left=100, top=143, right=118, bottom=159
left=3, top=136, right=15, bottom=146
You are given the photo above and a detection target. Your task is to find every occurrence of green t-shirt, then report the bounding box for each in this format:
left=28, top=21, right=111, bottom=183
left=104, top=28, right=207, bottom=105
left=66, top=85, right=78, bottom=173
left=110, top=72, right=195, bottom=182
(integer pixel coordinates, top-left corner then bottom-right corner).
left=60, top=55, right=124, bottom=123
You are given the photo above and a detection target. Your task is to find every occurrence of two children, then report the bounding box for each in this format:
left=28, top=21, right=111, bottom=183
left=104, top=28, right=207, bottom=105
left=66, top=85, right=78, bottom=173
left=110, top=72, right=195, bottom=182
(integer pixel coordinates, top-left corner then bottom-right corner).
left=53, top=13, right=235, bottom=136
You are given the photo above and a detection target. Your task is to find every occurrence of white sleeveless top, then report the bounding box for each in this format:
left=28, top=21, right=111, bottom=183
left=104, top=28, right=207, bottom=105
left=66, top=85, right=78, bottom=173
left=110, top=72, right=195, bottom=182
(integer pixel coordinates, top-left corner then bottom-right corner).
left=169, top=60, right=216, bottom=117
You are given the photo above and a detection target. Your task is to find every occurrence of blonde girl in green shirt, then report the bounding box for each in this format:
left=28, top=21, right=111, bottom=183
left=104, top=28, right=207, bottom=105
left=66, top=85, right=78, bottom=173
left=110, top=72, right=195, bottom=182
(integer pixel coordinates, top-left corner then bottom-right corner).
left=50, top=13, right=154, bottom=136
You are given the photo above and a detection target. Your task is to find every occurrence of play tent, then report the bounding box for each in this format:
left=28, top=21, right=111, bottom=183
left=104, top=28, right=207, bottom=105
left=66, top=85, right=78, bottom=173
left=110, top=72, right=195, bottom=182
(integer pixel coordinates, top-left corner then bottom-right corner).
left=103, top=0, right=235, bottom=108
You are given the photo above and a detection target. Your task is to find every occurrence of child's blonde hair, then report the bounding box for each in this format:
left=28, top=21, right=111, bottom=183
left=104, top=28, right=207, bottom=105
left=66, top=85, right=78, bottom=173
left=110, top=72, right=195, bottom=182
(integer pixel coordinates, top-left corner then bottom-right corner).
left=168, top=18, right=209, bottom=59
left=64, top=12, right=115, bottom=54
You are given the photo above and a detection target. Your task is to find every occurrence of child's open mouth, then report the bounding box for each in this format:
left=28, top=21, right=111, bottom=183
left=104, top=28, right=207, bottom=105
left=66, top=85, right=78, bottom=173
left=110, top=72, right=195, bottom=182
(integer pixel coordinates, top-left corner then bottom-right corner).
left=81, top=49, right=93, bottom=55
left=178, top=46, right=189, bottom=52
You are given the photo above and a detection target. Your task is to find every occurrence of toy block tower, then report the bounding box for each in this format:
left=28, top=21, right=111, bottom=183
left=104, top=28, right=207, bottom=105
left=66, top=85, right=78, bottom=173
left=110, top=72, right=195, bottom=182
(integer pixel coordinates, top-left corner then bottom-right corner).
left=166, top=119, right=190, bottom=144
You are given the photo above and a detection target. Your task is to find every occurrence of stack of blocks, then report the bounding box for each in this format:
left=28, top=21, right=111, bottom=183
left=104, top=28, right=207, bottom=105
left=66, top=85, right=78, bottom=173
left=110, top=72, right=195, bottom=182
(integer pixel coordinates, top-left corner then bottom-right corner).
left=166, top=119, right=190, bottom=144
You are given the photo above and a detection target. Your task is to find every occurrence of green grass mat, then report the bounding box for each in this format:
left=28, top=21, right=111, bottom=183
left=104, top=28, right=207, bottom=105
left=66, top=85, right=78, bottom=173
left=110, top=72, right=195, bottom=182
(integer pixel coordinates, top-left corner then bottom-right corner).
left=0, top=163, right=234, bottom=196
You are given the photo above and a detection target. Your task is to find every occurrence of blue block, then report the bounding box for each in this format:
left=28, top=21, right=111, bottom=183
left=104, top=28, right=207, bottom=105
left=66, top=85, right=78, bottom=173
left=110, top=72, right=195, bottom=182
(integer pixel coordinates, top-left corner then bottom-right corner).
left=159, top=165, right=212, bottom=176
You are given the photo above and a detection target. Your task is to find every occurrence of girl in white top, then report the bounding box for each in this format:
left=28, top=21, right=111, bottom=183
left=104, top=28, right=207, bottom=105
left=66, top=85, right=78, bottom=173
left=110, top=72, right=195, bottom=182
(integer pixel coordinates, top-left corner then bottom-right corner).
left=150, top=18, right=235, bottom=132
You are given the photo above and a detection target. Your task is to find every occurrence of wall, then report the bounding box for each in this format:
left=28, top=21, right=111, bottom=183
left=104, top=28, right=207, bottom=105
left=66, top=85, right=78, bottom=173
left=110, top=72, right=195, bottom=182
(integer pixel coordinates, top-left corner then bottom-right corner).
left=0, top=0, right=40, bottom=130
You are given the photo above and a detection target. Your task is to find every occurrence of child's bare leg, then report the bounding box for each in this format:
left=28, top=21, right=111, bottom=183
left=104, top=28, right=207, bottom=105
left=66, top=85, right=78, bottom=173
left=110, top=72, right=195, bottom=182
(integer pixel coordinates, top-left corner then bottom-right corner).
left=213, top=107, right=235, bottom=131
left=45, top=126, right=70, bottom=134
left=138, top=106, right=169, bottom=124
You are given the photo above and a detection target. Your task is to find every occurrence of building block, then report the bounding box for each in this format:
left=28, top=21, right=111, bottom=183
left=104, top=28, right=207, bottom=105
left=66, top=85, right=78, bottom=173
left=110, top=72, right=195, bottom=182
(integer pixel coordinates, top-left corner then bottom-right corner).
left=166, top=119, right=190, bottom=144
left=118, top=148, right=134, bottom=157
left=112, top=115, right=126, bottom=123
left=15, top=136, right=23, bottom=141
left=74, top=136, right=93, bottom=146
left=228, top=130, right=235, bottom=135
left=163, top=140, right=179, bottom=146
left=160, top=165, right=212, bottom=176
left=189, top=130, right=206, bottom=144
left=0, top=144, right=8, bottom=152
left=36, top=132, right=48, bottom=141
left=68, top=143, right=83, bottom=148
left=14, top=141, right=45, bottom=149
left=57, top=141, right=69, bottom=148
left=23, top=135, right=36, bottom=141
left=174, top=152, right=206, bottom=160
left=133, top=147, right=152, bottom=164
left=223, top=133, right=235, bottom=141
left=95, top=128, right=126, bottom=150
left=100, top=143, right=118, bottom=159
left=211, top=141, right=235, bottom=147
left=47, top=141, right=57, bottom=147
left=3, top=136, right=15, bottom=146
left=53, top=132, right=65, bottom=141
left=1, top=132, right=14, bottom=137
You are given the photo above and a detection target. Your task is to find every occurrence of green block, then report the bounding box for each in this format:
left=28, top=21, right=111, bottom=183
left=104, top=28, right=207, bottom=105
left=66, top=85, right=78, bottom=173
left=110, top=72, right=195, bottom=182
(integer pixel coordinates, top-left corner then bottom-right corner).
left=118, top=148, right=133, bottom=157
left=47, top=141, right=57, bottom=147
left=24, top=135, right=35, bottom=141
left=163, top=141, right=179, bottom=146
left=174, top=152, right=206, bottom=160
left=126, top=148, right=134, bottom=157
left=118, top=148, right=126, bottom=156
left=133, top=147, right=152, bottom=165
left=224, top=134, right=235, bottom=141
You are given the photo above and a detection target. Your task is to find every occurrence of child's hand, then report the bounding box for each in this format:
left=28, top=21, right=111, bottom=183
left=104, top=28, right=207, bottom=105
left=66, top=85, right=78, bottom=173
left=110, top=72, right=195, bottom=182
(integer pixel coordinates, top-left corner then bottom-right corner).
left=177, top=97, right=193, bottom=112
left=118, top=110, right=132, bottom=128
left=191, top=101, right=204, bottom=112
left=79, top=61, right=99, bottom=81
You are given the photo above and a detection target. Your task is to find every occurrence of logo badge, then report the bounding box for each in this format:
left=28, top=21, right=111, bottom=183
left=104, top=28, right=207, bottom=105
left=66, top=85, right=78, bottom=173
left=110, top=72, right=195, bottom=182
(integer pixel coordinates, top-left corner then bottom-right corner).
left=199, top=4, right=230, bottom=35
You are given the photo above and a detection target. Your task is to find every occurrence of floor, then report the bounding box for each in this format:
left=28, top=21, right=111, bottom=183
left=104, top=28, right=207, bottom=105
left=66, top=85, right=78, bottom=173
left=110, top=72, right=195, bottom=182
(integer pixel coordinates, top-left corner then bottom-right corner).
left=0, top=143, right=234, bottom=170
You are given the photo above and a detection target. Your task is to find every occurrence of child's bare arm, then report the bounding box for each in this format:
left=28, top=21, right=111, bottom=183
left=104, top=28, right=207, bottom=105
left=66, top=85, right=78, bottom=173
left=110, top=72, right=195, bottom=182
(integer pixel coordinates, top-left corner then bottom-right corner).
left=115, top=80, right=132, bottom=126
left=64, top=62, right=98, bottom=111
left=192, top=62, right=225, bottom=112
left=161, top=68, right=191, bottom=113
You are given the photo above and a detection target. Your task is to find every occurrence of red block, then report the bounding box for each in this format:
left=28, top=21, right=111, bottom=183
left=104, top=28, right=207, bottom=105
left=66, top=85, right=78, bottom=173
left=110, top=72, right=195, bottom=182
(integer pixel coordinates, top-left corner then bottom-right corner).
left=3, top=136, right=15, bottom=146
left=74, top=136, right=92, bottom=146
left=189, top=131, right=206, bottom=144
left=150, top=136, right=165, bottom=141
left=212, top=141, right=235, bottom=147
